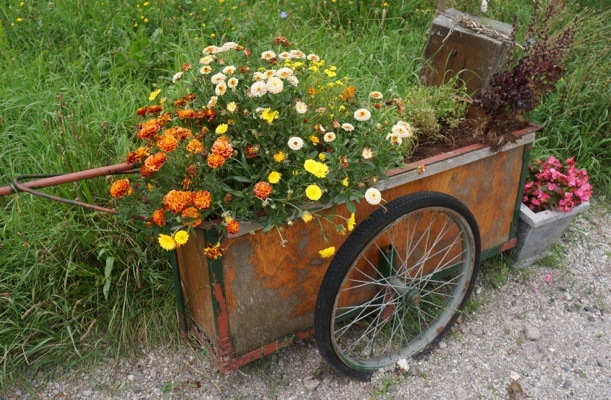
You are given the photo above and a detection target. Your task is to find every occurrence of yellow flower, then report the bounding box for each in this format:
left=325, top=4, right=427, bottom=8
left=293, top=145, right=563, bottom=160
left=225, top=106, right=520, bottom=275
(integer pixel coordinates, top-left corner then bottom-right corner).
left=301, top=211, right=313, bottom=223
left=309, top=135, right=320, bottom=144
left=342, top=177, right=349, bottom=187
left=268, top=171, right=282, bottom=184
left=304, top=159, right=329, bottom=178
left=347, top=213, right=356, bottom=231
left=149, top=89, right=161, bottom=101
left=174, top=230, right=189, bottom=246
left=261, top=108, right=278, bottom=124
left=318, top=153, right=326, bottom=161
left=305, top=184, right=323, bottom=201
left=273, top=151, right=286, bottom=162
left=216, top=123, right=228, bottom=134
left=158, top=234, right=176, bottom=251
left=319, top=246, right=335, bottom=258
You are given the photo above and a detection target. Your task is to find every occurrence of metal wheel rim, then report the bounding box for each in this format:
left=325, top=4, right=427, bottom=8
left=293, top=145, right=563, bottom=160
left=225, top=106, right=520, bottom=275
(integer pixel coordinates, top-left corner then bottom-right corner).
left=330, top=207, right=476, bottom=371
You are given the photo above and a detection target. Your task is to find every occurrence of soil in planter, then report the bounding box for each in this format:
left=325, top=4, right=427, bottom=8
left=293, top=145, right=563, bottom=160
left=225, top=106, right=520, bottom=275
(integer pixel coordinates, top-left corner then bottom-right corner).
left=409, top=103, right=531, bottom=163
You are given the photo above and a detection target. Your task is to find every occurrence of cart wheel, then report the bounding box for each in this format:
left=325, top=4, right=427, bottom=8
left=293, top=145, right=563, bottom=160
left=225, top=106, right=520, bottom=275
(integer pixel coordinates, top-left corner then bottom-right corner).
left=314, top=192, right=480, bottom=380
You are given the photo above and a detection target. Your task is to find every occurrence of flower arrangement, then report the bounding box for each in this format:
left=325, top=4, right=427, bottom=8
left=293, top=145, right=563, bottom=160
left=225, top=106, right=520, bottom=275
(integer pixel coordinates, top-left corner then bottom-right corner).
left=109, top=38, right=413, bottom=255
left=522, top=155, right=592, bottom=213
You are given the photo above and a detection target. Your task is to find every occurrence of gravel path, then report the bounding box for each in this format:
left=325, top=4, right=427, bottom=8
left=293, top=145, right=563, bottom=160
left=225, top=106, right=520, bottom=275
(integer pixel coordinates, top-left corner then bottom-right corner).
left=7, top=198, right=610, bottom=400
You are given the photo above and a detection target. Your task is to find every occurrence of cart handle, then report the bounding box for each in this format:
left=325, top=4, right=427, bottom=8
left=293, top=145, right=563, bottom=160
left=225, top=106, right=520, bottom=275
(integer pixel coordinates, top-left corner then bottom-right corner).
left=0, top=162, right=144, bottom=218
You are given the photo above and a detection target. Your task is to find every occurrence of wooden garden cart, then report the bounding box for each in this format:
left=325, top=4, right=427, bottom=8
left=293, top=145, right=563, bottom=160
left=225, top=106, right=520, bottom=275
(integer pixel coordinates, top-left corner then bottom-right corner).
left=169, top=124, right=538, bottom=380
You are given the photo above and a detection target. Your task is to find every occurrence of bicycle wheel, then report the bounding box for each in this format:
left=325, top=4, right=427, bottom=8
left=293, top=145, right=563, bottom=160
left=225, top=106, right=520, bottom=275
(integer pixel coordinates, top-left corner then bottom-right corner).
left=315, top=192, right=480, bottom=380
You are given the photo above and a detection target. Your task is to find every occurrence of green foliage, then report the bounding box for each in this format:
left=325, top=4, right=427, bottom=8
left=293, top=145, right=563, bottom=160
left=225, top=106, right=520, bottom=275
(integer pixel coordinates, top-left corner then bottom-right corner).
left=0, top=0, right=608, bottom=390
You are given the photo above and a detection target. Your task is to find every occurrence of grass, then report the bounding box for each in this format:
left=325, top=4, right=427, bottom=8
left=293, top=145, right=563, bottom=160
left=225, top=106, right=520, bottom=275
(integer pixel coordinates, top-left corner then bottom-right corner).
left=0, top=0, right=609, bottom=391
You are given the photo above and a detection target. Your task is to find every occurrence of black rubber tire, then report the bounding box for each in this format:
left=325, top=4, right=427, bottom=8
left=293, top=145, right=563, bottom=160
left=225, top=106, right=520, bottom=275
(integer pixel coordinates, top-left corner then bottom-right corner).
left=314, top=192, right=481, bottom=381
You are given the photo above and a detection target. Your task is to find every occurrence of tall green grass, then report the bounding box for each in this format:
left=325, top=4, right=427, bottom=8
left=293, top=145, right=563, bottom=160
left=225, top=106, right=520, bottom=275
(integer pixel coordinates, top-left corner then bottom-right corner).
left=0, top=0, right=608, bottom=390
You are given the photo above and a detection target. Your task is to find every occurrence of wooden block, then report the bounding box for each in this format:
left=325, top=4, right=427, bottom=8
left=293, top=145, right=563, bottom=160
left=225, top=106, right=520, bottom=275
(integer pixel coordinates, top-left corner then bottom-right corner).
left=420, top=8, right=513, bottom=95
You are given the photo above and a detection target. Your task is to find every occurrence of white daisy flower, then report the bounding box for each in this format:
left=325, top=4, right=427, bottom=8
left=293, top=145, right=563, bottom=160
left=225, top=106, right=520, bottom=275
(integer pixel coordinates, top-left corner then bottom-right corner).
left=362, top=147, right=374, bottom=160
left=354, top=108, right=372, bottom=122
left=207, top=96, right=218, bottom=108
left=203, top=45, right=221, bottom=55
left=266, top=77, right=284, bottom=94
left=286, top=76, right=299, bottom=87
left=386, top=133, right=403, bottom=145
left=211, top=72, right=226, bottom=85
left=279, top=52, right=292, bottom=60
left=227, top=77, right=239, bottom=89
left=222, top=65, right=236, bottom=75
left=215, top=82, right=227, bottom=96
left=369, top=91, right=383, bottom=99
left=288, top=136, right=304, bottom=150
left=220, top=41, right=239, bottom=51
left=290, top=50, right=306, bottom=59
left=172, top=71, right=184, bottom=83
left=341, top=123, right=355, bottom=132
left=249, top=81, right=268, bottom=97
left=364, top=188, right=382, bottom=205
left=199, top=65, right=212, bottom=75
left=276, top=67, right=294, bottom=79
left=392, top=121, right=414, bottom=138
left=261, top=50, right=277, bottom=61
left=253, top=71, right=265, bottom=82
left=307, top=53, right=320, bottom=62
left=226, top=102, right=238, bottom=112
left=323, top=132, right=336, bottom=143
left=199, top=55, right=215, bottom=65
left=295, top=100, right=308, bottom=114
left=263, top=69, right=276, bottom=79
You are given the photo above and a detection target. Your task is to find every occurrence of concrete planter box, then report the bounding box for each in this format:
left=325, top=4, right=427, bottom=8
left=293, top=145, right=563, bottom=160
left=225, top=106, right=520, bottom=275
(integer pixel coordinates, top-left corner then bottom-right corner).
left=512, top=202, right=590, bottom=267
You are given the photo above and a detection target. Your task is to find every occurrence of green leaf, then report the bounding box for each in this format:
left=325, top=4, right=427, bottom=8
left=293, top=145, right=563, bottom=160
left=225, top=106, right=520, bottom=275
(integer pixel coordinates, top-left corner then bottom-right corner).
left=103, top=257, right=115, bottom=300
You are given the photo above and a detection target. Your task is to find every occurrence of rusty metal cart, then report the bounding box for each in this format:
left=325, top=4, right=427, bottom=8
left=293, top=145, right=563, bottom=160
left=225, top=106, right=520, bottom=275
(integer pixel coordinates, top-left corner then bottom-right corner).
left=0, top=124, right=538, bottom=380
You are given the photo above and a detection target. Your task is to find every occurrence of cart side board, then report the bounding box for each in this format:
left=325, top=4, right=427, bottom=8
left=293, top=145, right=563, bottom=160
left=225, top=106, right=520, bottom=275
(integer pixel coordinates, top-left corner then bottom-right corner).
left=176, top=128, right=537, bottom=372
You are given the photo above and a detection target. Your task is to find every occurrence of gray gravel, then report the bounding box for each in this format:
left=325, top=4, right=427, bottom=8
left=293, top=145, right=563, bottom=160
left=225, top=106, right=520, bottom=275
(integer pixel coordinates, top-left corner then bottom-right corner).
left=7, top=198, right=610, bottom=400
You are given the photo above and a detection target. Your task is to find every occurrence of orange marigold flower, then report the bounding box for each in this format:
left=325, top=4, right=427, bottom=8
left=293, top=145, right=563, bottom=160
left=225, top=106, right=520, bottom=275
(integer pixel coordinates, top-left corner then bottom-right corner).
left=193, top=190, right=212, bottom=209
left=137, top=119, right=161, bottom=140
left=223, top=193, right=233, bottom=203
left=203, top=108, right=217, bottom=121
left=211, top=137, right=233, bottom=158
left=158, top=133, right=178, bottom=152
left=182, top=178, right=192, bottom=189
left=186, top=139, right=204, bottom=154
left=203, top=242, right=223, bottom=260
left=181, top=207, right=202, bottom=227
left=244, top=144, right=260, bottom=158
left=174, top=98, right=187, bottom=108
left=109, top=179, right=132, bottom=198
left=184, top=93, right=196, bottom=101
left=151, top=208, right=166, bottom=226
left=253, top=181, right=273, bottom=200
left=225, top=218, right=240, bottom=234
left=273, top=151, right=286, bottom=162
left=207, top=153, right=226, bottom=169
left=181, top=63, right=192, bottom=72
left=177, top=109, right=196, bottom=119
left=340, top=85, right=356, bottom=101
left=136, top=107, right=147, bottom=116
left=162, top=190, right=194, bottom=213
left=140, top=152, right=167, bottom=177
left=147, top=105, right=163, bottom=114
left=165, top=126, right=192, bottom=141
left=126, top=146, right=151, bottom=164
left=186, top=164, right=198, bottom=178
left=157, top=112, right=172, bottom=124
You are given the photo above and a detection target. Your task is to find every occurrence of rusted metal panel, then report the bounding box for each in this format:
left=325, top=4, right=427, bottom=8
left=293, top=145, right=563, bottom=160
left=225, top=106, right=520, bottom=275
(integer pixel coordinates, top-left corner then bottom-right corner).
left=175, top=230, right=216, bottom=345
left=176, top=129, right=535, bottom=368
